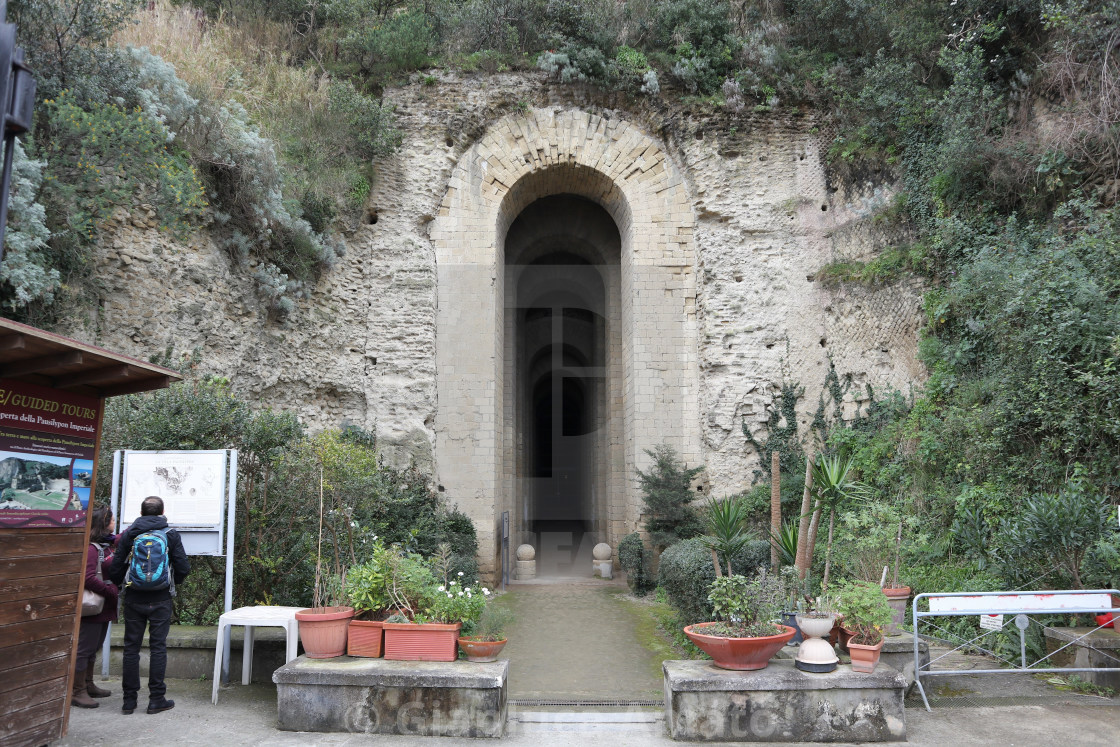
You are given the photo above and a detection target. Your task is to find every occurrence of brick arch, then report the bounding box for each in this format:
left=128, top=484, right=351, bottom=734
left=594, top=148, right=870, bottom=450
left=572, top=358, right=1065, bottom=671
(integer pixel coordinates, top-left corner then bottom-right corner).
left=431, top=107, right=700, bottom=579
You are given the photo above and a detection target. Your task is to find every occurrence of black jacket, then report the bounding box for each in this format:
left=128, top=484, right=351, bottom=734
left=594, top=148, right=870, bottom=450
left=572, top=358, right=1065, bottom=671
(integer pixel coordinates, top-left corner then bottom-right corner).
left=108, top=515, right=190, bottom=604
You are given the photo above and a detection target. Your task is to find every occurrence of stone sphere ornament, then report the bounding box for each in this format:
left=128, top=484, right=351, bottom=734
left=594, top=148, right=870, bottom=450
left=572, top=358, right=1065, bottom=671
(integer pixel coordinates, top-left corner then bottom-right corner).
left=592, top=543, right=612, bottom=561
left=516, top=544, right=535, bottom=561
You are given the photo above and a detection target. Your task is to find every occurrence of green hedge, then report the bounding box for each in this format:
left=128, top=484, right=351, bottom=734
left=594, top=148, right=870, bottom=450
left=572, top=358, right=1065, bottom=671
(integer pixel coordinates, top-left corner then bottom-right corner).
left=619, top=532, right=655, bottom=595
left=657, top=537, right=770, bottom=625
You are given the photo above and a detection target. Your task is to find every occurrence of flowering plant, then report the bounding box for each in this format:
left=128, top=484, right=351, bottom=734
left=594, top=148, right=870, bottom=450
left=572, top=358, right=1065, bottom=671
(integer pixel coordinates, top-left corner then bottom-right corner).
left=422, top=572, right=491, bottom=633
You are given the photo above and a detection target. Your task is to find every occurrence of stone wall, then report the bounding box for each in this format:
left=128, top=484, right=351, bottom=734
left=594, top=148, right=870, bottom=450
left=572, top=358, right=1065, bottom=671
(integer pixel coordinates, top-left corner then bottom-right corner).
left=60, top=70, right=925, bottom=571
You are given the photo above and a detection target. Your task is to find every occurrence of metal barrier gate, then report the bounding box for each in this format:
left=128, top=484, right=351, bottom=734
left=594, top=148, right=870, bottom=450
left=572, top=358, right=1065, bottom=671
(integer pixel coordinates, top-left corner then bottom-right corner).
left=912, top=589, right=1120, bottom=711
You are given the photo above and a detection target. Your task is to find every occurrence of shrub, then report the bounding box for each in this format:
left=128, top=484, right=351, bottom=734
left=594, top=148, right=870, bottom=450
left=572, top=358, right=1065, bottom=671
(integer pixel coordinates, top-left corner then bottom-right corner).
left=327, top=80, right=402, bottom=160
left=100, top=376, right=477, bottom=623
left=41, top=89, right=208, bottom=239
left=658, top=536, right=770, bottom=625
left=0, top=141, right=58, bottom=312
left=707, top=568, right=786, bottom=637
left=834, top=579, right=893, bottom=644
left=339, top=9, right=434, bottom=77
left=637, top=444, right=705, bottom=549
left=619, top=532, right=654, bottom=595
left=1003, top=466, right=1115, bottom=589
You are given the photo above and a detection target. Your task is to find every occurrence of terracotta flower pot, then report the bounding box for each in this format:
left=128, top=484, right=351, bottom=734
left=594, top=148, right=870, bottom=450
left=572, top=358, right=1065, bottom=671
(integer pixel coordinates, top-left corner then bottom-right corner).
left=347, top=619, right=384, bottom=657
left=883, top=586, right=911, bottom=636
left=683, top=623, right=796, bottom=671
left=295, top=606, right=355, bottom=659
left=458, top=636, right=507, bottom=662
left=383, top=621, right=462, bottom=662
left=847, top=635, right=885, bottom=673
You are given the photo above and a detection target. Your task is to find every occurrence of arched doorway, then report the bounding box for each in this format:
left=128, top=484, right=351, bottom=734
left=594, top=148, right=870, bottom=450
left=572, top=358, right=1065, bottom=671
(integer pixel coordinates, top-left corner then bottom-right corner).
left=505, top=195, right=622, bottom=574
left=432, top=108, right=701, bottom=582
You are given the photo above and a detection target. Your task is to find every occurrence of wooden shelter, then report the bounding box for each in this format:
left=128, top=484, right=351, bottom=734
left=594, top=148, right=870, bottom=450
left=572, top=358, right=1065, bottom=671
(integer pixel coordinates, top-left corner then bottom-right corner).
left=0, top=318, right=181, bottom=746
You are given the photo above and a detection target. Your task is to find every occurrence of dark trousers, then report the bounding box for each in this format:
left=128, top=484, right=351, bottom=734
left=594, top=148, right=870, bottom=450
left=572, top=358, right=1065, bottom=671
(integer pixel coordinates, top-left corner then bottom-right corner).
left=122, top=598, right=173, bottom=704
left=75, top=620, right=110, bottom=673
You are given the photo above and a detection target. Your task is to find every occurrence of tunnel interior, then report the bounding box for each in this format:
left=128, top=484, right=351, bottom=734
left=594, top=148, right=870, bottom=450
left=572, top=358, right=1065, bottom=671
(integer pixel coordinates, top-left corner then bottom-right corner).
left=505, top=194, right=621, bottom=574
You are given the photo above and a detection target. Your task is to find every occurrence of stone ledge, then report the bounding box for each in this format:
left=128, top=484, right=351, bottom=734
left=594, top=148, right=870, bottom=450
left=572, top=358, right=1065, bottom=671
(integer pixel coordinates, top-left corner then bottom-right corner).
left=273, top=656, right=507, bottom=689
left=1044, top=626, right=1120, bottom=649
left=274, top=656, right=507, bottom=738
left=664, top=659, right=906, bottom=742
left=666, top=658, right=906, bottom=692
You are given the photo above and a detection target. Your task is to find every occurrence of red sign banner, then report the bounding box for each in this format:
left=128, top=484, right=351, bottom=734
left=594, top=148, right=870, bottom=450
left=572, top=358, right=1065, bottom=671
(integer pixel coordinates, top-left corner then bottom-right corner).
left=0, top=378, right=101, bottom=527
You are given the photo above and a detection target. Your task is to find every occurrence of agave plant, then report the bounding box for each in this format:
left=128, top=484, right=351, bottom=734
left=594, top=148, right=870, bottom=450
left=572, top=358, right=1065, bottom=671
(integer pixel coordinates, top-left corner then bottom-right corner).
left=702, top=495, right=751, bottom=577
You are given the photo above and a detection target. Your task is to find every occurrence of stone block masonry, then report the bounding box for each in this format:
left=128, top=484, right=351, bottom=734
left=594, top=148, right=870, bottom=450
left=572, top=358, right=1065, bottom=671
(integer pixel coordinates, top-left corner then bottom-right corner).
left=663, top=659, right=907, bottom=742
left=273, top=656, right=507, bottom=738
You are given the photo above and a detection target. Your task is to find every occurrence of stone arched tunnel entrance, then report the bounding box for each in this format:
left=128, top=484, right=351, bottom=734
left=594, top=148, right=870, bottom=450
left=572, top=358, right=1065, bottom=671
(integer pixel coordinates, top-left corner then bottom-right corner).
left=506, top=195, right=622, bottom=571
left=432, top=109, right=702, bottom=582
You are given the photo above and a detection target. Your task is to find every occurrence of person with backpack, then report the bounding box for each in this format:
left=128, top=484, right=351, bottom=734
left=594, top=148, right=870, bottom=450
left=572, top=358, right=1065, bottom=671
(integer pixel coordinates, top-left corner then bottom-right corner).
left=108, top=495, right=190, bottom=715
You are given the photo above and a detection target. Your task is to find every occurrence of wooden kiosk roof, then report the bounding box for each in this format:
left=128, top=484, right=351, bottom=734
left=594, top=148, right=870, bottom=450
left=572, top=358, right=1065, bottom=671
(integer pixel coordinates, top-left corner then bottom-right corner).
left=0, top=318, right=182, bottom=746
left=0, top=317, right=182, bottom=397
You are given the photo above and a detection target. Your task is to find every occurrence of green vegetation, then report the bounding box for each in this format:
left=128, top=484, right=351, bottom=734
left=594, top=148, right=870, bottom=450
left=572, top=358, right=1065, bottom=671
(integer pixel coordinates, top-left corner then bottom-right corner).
left=2, top=1, right=1118, bottom=640
left=636, top=444, right=705, bottom=549
left=100, top=376, right=478, bottom=624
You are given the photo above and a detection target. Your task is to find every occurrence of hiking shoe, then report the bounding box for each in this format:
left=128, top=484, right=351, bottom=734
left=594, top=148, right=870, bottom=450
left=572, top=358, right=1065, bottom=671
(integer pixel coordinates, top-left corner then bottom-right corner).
left=146, top=698, right=175, bottom=714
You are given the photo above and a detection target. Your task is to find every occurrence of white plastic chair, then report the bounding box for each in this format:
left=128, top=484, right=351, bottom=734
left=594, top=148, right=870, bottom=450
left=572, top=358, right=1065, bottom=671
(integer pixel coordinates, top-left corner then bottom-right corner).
left=211, top=606, right=302, bottom=704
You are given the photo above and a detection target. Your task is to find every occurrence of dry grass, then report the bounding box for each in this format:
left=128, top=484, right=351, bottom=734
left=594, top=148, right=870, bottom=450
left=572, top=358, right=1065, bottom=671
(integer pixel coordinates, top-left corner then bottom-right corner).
left=114, top=1, right=328, bottom=123
left=113, top=1, right=369, bottom=220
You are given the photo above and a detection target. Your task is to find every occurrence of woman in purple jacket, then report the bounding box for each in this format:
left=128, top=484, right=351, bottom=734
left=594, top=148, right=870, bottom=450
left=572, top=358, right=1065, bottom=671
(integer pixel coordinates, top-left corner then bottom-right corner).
left=72, top=506, right=119, bottom=709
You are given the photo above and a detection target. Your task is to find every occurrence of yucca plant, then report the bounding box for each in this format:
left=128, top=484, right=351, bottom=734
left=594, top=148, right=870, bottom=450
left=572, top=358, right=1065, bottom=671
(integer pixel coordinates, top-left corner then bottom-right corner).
left=769, top=517, right=799, bottom=567
left=813, top=453, right=871, bottom=592
left=702, top=495, right=751, bottom=577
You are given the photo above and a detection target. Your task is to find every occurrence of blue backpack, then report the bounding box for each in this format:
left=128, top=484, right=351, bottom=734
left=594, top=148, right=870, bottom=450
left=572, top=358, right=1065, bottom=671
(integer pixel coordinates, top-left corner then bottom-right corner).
left=125, top=528, right=175, bottom=595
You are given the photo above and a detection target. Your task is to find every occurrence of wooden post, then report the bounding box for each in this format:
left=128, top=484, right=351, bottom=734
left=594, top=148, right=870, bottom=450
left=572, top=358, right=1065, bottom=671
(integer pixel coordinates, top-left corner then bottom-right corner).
left=770, top=450, right=781, bottom=568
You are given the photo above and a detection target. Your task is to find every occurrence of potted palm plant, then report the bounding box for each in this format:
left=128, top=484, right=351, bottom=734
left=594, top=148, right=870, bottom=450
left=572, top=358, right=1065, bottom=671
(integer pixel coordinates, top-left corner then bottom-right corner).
left=835, top=580, right=893, bottom=673
left=683, top=568, right=795, bottom=670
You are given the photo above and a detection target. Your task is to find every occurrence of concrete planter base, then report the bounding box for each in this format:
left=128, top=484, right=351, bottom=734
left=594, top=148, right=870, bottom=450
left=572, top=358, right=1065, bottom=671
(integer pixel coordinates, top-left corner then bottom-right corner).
left=273, top=655, right=507, bottom=738
left=663, top=659, right=907, bottom=742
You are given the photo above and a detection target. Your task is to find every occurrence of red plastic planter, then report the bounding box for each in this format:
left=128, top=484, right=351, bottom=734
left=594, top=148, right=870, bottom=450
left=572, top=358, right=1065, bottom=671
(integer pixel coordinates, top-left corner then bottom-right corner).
left=683, top=623, right=796, bottom=670
left=383, top=621, right=462, bottom=662
left=347, top=619, right=385, bottom=657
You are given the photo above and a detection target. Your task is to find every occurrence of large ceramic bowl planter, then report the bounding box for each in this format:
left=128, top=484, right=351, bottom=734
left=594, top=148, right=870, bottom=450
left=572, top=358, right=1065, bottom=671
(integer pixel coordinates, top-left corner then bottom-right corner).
left=882, top=586, right=911, bottom=635
left=847, top=635, right=885, bottom=673
left=683, top=623, right=797, bottom=670
left=295, top=606, right=355, bottom=659
left=383, top=621, right=462, bottom=662
left=347, top=619, right=384, bottom=657
left=458, top=636, right=507, bottom=662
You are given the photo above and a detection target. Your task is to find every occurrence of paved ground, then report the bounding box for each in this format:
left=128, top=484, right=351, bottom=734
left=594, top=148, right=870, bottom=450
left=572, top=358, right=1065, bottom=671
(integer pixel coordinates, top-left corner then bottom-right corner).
left=59, top=676, right=1120, bottom=746
left=60, top=580, right=1120, bottom=744
left=500, top=577, right=664, bottom=701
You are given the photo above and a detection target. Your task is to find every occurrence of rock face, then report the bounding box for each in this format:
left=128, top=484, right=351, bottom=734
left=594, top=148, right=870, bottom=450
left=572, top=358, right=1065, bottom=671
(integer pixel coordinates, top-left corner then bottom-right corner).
left=60, top=71, right=924, bottom=578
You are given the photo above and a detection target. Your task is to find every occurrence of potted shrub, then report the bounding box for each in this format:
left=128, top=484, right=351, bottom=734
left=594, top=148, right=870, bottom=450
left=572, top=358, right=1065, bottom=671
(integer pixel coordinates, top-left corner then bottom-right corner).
left=380, top=549, right=463, bottom=662
left=835, top=580, right=893, bottom=673
left=295, top=466, right=354, bottom=658
left=458, top=600, right=512, bottom=662
left=345, top=543, right=392, bottom=657
left=683, top=568, right=796, bottom=670
left=295, top=571, right=354, bottom=659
